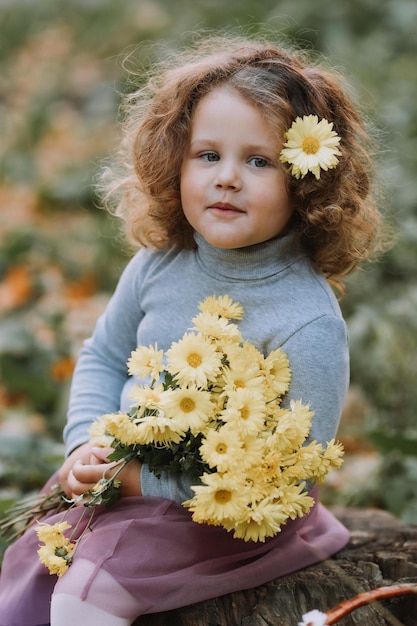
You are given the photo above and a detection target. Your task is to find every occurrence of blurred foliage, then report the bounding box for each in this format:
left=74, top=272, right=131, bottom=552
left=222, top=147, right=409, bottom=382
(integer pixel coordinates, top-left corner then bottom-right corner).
left=0, top=0, right=416, bottom=539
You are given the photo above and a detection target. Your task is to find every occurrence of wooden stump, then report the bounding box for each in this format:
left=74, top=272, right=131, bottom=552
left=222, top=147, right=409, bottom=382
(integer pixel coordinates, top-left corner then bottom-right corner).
left=134, top=507, right=417, bottom=626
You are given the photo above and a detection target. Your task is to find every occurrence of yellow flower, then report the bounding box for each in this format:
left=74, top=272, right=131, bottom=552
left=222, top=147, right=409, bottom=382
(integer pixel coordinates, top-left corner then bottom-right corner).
left=161, top=386, right=214, bottom=434
left=166, top=332, right=222, bottom=387
left=240, top=434, right=265, bottom=470
left=268, top=405, right=312, bottom=453
left=192, top=311, right=242, bottom=344
left=127, top=344, right=164, bottom=381
left=160, top=386, right=214, bottom=434
left=263, top=348, right=291, bottom=398
left=198, top=295, right=244, bottom=320
left=280, top=115, right=342, bottom=180
left=222, top=388, right=267, bottom=436
left=322, top=439, right=344, bottom=468
left=226, top=499, right=288, bottom=542
left=185, top=472, right=248, bottom=523
left=239, top=341, right=265, bottom=366
left=88, top=417, right=115, bottom=448
left=260, top=451, right=283, bottom=481
left=221, top=360, right=265, bottom=396
left=128, top=383, right=165, bottom=414
left=280, top=442, right=324, bottom=481
left=274, top=400, right=313, bottom=445
left=102, top=412, right=143, bottom=447
left=199, top=424, right=246, bottom=472
left=135, top=413, right=185, bottom=446
left=35, top=521, right=72, bottom=546
left=36, top=521, right=75, bottom=577
left=271, top=483, right=315, bottom=520
left=308, top=439, right=344, bottom=482
left=38, top=543, right=75, bottom=577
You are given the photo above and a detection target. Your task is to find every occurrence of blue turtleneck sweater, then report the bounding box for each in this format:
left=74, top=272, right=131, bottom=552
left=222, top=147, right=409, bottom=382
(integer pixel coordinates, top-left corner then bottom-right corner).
left=65, top=232, right=349, bottom=502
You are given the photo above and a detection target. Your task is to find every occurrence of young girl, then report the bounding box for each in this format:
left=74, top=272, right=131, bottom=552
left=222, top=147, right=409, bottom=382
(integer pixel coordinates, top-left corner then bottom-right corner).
left=0, top=34, right=388, bottom=626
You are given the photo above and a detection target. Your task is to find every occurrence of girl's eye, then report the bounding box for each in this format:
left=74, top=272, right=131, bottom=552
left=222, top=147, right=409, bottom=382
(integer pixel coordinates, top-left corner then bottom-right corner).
left=201, top=152, right=219, bottom=162
left=248, top=156, right=270, bottom=168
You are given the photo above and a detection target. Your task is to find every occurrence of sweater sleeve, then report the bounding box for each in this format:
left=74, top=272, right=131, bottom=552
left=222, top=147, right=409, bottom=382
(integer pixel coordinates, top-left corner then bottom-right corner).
left=63, top=250, right=201, bottom=504
left=280, top=314, right=350, bottom=444
left=64, top=253, right=145, bottom=454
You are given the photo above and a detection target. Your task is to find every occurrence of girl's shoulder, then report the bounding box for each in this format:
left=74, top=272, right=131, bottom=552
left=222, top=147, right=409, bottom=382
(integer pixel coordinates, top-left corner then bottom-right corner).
left=125, top=243, right=193, bottom=280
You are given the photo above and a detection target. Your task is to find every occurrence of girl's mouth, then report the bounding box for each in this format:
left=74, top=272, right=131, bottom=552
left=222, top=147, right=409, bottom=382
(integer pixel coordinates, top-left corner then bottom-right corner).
left=209, top=203, right=243, bottom=214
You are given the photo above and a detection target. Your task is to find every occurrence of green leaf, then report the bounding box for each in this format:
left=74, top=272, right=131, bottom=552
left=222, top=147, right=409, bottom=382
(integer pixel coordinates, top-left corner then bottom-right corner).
left=368, top=430, right=417, bottom=456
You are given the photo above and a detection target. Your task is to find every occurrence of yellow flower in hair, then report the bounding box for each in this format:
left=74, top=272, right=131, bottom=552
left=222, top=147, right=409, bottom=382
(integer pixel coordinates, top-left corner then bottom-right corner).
left=280, top=115, right=341, bottom=179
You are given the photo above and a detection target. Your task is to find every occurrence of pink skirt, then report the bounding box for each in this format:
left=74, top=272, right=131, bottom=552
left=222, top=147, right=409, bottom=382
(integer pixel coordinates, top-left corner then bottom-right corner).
left=0, top=477, right=349, bottom=626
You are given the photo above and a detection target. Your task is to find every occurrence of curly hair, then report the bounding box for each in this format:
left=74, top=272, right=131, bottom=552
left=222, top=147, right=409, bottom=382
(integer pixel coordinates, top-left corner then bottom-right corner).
left=102, top=34, right=390, bottom=287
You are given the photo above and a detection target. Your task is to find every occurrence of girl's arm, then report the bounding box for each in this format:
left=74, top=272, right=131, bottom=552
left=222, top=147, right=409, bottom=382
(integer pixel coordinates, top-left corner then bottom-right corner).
left=63, top=252, right=145, bottom=454
left=63, top=249, right=198, bottom=504
left=280, top=314, right=350, bottom=444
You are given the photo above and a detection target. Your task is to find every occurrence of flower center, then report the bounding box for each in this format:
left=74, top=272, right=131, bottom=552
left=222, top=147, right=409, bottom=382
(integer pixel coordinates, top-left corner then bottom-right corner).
left=179, top=397, right=195, bottom=412
left=302, top=136, right=320, bottom=154
left=239, top=406, right=250, bottom=420
left=215, top=489, right=232, bottom=504
left=55, top=546, right=70, bottom=558
left=187, top=352, right=202, bottom=368
left=215, top=443, right=228, bottom=454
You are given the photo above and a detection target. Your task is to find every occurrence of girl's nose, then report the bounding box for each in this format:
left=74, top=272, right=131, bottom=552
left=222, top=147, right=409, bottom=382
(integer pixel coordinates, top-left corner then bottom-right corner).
left=214, top=161, right=242, bottom=190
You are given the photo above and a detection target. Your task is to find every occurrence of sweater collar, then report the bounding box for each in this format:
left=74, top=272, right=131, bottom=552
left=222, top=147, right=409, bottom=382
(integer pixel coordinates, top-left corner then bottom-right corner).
left=194, top=231, right=302, bottom=280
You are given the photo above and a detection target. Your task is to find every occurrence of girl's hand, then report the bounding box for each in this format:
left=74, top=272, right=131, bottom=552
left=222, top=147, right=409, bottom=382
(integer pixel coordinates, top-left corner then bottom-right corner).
left=59, top=442, right=142, bottom=500
left=59, top=442, right=94, bottom=498
left=90, top=446, right=142, bottom=498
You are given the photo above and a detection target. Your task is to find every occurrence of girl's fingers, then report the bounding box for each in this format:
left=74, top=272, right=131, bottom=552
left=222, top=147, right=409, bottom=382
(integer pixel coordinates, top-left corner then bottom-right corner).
left=69, top=460, right=115, bottom=490
left=67, top=470, right=97, bottom=497
left=90, top=446, right=114, bottom=463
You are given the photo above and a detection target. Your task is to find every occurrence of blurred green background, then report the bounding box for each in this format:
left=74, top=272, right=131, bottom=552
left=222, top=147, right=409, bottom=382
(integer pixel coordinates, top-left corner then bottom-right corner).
left=1, top=0, right=417, bottom=557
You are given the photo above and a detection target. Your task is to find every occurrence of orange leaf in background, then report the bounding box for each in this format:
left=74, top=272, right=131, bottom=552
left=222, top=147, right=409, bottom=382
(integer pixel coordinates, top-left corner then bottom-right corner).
left=0, top=186, right=39, bottom=231
left=50, top=356, right=75, bottom=382
left=65, top=273, right=97, bottom=301
left=0, top=388, right=28, bottom=408
left=0, top=265, right=33, bottom=313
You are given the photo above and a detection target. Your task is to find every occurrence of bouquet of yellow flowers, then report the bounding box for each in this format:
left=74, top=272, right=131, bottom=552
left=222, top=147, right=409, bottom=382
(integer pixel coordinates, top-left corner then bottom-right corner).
left=1, top=295, right=344, bottom=576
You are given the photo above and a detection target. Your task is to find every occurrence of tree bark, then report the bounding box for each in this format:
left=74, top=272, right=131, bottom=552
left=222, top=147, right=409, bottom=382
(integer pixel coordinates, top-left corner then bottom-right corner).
left=134, top=507, right=417, bottom=626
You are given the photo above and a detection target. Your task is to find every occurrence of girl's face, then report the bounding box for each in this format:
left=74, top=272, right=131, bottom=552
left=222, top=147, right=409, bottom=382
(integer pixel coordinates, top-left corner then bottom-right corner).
left=180, top=85, right=293, bottom=249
